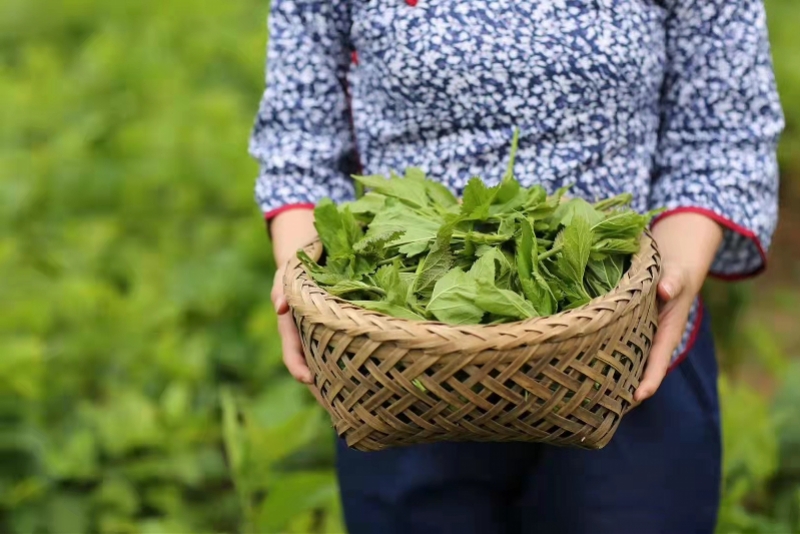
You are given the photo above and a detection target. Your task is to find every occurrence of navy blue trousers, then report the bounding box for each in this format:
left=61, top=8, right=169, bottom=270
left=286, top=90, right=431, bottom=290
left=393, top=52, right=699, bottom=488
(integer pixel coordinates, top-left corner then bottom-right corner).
left=336, top=312, right=721, bottom=534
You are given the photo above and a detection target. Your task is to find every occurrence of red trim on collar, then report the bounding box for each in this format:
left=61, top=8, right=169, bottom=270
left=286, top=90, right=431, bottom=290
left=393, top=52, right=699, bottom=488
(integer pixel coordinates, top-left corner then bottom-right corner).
left=406, top=0, right=418, bottom=5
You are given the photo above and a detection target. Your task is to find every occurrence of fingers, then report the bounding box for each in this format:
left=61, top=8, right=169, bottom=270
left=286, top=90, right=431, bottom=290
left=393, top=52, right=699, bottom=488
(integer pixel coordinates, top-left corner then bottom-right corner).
left=635, top=266, right=689, bottom=402
left=277, top=309, right=313, bottom=384
left=634, top=309, right=682, bottom=402
left=271, top=269, right=289, bottom=314
left=657, top=268, right=687, bottom=303
left=272, top=267, right=313, bottom=384
left=273, top=292, right=289, bottom=315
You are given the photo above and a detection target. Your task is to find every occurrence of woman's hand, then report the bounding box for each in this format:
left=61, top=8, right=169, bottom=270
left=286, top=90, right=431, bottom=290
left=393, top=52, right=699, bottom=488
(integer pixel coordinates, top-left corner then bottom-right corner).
left=634, top=212, right=724, bottom=402
left=269, top=208, right=318, bottom=385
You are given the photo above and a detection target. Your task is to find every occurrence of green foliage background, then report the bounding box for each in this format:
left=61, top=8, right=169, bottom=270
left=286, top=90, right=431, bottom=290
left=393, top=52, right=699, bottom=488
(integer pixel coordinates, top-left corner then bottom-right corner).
left=1, top=0, right=799, bottom=532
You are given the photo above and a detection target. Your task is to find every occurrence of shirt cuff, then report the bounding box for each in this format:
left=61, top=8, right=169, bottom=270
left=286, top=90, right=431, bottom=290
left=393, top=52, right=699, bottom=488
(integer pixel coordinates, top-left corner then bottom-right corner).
left=263, top=202, right=316, bottom=221
left=651, top=206, right=767, bottom=281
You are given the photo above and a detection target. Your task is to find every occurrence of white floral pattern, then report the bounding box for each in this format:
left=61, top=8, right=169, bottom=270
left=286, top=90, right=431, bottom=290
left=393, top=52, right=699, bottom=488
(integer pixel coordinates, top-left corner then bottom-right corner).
left=250, top=0, right=783, bottom=364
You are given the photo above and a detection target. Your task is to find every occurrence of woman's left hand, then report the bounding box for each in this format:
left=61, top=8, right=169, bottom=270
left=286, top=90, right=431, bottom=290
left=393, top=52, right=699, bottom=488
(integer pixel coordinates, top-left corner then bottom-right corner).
left=634, top=212, right=724, bottom=402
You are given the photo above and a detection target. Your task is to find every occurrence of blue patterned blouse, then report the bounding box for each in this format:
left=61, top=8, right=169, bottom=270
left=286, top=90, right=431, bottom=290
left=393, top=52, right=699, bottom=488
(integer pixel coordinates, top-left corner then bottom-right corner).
left=249, top=0, right=784, bottom=365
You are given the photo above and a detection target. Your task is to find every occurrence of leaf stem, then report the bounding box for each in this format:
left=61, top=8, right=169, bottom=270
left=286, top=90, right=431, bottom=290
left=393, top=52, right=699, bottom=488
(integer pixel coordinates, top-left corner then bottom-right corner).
left=504, top=127, right=521, bottom=181
left=376, top=255, right=403, bottom=266
left=537, top=243, right=563, bottom=262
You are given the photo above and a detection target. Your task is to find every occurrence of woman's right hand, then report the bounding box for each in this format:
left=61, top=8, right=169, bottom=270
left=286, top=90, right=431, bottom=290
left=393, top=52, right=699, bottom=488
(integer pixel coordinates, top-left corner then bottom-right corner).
left=269, top=208, right=318, bottom=385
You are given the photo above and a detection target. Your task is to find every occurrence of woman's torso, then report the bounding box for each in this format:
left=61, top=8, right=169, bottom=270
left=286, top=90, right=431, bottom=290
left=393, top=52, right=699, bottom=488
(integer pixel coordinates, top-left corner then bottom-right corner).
left=347, top=0, right=668, bottom=212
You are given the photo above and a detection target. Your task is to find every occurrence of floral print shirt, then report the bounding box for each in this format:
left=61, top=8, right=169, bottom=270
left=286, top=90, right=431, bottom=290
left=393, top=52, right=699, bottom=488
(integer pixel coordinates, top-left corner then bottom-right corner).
left=249, top=0, right=784, bottom=365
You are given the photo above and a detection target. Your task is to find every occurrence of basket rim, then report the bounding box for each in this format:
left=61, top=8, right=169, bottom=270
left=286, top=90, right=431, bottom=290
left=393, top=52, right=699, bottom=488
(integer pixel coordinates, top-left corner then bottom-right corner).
left=283, top=229, right=661, bottom=346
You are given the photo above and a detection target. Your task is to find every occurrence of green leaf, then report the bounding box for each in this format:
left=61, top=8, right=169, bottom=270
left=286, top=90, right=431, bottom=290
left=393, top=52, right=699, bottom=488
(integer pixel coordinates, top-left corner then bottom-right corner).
left=413, top=232, right=454, bottom=296
left=313, top=199, right=349, bottom=258
left=352, top=230, right=403, bottom=256
left=494, top=249, right=516, bottom=290
left=47, top=494, right=90, bottom=534
left=405, top=167, right=427, bottom=181
left=489, top=189, right=528, bottom=216
left=366, top=202, right=441, bottom=257
left=392, top=233, right=435, bottom=256
left=530, top=273, right=558, bottom=316
left=475, top=280, right=538, bottom=320
left=524, top=185, right=548, bottom=209
left=592, top=237, right=640, bottom=256
left=410, top=167, right=458, bottom=209
left=346, top=191, right=387, bottom=215
left=341, top=206, right=363, bottom=248
left=325, top=280, right=386, bottom=298
left=220, top=387, right=251, bottom=522
left=354, top=176, right=366, bottom=199
left=561, top=280, right=593, bottom=309
left=460, top=177, right=497, bottom=220
left=557, top=217, right=593, bottom=285
left=514, top=221, right=557, bottom=314
left=554, top=216, right=593, bottom=307
left=468, top=252, right=497, bottom=285
left=350, top=300, right=427, bottom=320
left=553, top=197, right=604, bottom=227
left=585, top=255, right=625, bottom=297
left=516, top=218, right=535, bottom=286
left=426, top=268, right=484, bottom=324
left=548, top=184, right=572, bottom=208
left=592, top=193, right=633, bottom=211
left=374, top=262, right=411, bottom=306
left=353, top=173, right=429, bottom=208
left=495, top=128, right=522, bottom=203
left=497, top=215, right=518, bottom=237
left=256, top=472, right=339, bottom=533
left=426, top=181, right=459, bottom=207
left=312, top=199, right=363, bottom=262
left=297, top=250, right=349, bottom=285
left=592, top=210, right=648, bottom=239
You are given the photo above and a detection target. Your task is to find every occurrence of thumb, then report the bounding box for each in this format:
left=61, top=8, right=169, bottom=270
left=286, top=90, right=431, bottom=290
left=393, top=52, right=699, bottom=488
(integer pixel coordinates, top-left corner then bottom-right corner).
left=271, top=267, right=290, bottom=315
left=657, top=267, right=687, bottom=303
left=273, top=293, right=289, bottom=315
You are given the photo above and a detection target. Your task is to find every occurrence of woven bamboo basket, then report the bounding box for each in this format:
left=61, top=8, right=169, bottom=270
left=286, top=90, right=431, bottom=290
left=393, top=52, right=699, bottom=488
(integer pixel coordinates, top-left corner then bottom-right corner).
left=283, top=231, right=661, bottom=452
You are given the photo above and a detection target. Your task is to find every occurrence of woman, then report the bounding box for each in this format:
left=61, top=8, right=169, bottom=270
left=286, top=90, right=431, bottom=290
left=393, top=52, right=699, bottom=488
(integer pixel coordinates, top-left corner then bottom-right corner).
left=250, top=1, right=784, bottom=532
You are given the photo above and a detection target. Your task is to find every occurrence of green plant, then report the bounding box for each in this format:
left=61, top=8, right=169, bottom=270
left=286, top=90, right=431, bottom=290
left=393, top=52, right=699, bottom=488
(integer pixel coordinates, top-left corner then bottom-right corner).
left=303, top=140, right=659, bottom=324
left=1, top=0, right=799, bottom=532
left=0, top=0, right=341, bottom=531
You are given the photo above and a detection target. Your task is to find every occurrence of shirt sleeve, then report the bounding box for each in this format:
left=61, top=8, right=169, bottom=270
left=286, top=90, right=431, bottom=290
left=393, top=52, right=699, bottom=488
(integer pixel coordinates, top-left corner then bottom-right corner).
left=649, top=0, right=785, bottom=279
left=249, top=0, right=358, bottom=219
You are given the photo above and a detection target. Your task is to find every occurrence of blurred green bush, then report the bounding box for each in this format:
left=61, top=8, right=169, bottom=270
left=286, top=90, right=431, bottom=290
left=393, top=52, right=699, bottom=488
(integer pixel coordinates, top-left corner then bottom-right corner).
left=0, top=0, right=342, bottom=531
left=0, top=0, right=798, bottom=532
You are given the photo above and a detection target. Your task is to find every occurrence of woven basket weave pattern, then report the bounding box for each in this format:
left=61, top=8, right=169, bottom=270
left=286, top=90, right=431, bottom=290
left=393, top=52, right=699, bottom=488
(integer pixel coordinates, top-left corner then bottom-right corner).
left=284, top=233, right=661, bottom=452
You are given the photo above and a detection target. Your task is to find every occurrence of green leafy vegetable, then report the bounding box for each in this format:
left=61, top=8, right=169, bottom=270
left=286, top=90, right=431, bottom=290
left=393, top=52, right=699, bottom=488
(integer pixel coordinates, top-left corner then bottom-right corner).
left=426, top=268, right=485, bottom=324
left=298, top=130, right=661, bottom=325
left=414, top=232, right=455, bottom=296
left=461, top=177, right=497, bottom=220
left=353, top=173, right=429, bottom=209
left=556, top=216, right=593, bottom=288
left=350, top=300, right=428, bottom=321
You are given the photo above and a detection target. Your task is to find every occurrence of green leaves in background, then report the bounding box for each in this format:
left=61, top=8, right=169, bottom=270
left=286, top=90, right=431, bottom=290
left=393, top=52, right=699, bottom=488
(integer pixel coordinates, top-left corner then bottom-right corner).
left=0, top=0, right=342, bottom=532
left=2, top=0, right=800, bottom=532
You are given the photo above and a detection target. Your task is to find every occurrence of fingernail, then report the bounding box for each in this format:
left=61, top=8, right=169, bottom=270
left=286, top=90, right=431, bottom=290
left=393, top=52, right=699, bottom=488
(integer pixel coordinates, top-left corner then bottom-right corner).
left=661, top=282, right=674, bottom=299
